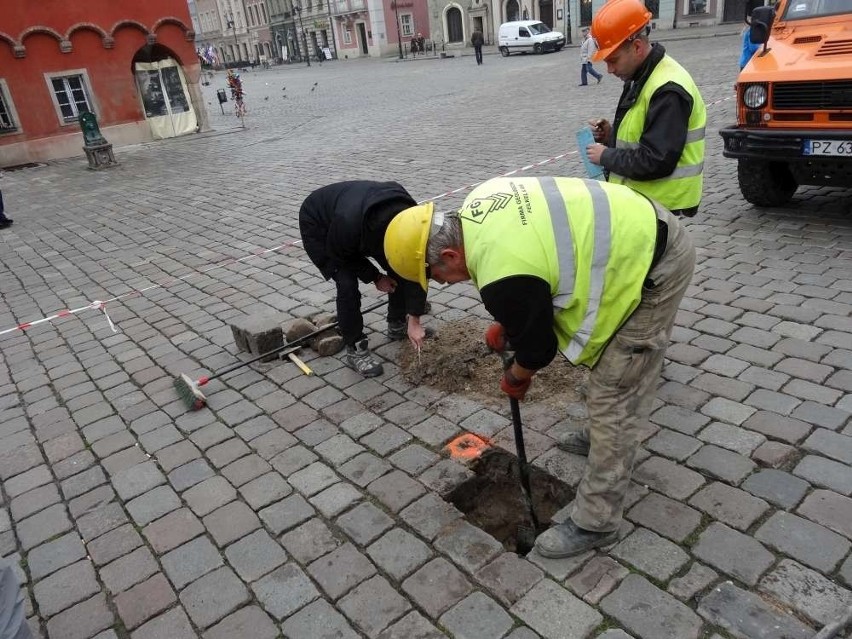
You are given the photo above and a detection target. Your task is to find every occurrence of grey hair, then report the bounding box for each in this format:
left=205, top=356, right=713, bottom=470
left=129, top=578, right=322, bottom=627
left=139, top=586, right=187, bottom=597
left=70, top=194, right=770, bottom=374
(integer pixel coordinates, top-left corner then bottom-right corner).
left=426, top=213, right=462, bottom=264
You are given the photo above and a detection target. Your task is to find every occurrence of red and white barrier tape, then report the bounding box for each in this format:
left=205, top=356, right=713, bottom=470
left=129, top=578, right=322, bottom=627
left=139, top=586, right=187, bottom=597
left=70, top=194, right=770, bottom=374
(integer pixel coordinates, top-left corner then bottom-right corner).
left=1, top=93, right=736, bottom=338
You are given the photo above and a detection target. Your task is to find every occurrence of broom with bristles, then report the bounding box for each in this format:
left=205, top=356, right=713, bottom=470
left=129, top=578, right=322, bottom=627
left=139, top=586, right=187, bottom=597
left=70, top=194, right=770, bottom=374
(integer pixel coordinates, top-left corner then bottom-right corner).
left=174, top=299, right=387, bottom=410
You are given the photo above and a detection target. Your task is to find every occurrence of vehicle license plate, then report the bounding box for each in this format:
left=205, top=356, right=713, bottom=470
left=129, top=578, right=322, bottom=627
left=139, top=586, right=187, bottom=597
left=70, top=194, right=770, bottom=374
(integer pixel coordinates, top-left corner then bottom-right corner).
left=803, top=140, right=852, bottom=156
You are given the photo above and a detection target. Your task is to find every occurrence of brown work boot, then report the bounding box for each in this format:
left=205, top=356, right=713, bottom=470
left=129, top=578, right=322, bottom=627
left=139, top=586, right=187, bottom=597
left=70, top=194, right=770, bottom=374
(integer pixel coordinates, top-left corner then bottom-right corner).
left=557, top=430, right=590, bottom=456
left=534, top=520, right=618, bottom=558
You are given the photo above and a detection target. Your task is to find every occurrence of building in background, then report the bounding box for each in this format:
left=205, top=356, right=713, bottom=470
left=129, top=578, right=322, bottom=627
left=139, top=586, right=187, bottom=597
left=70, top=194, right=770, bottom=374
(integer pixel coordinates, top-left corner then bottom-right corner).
left=0, top=0, right=209, bottom=166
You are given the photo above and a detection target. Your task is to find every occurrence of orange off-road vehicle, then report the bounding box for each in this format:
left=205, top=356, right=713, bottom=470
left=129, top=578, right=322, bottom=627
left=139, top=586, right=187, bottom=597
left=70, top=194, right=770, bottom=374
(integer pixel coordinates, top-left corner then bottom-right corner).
left=719, top=0, right=852, bottom=206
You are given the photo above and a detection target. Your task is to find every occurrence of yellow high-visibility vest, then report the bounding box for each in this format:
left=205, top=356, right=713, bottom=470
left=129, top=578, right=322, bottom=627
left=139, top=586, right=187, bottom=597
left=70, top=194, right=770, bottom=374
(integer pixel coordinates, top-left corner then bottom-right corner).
left=459, top=176, right=657, bottom=366
left=610, top=55, right=706, bottom=212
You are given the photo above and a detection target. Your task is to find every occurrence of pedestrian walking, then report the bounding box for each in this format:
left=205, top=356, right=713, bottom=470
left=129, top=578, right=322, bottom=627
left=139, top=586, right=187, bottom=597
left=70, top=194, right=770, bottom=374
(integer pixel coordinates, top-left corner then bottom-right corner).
left=0, top=189, right=12, bottom=230
left=471, top=29, right=485, bottom=65
left=299, top=181, right=432, bottom=378
left=579, top=27, right=602, bottom=85
left=384, top=176, right=695, bottom=557
left=583, top=0, right=706, bottom=218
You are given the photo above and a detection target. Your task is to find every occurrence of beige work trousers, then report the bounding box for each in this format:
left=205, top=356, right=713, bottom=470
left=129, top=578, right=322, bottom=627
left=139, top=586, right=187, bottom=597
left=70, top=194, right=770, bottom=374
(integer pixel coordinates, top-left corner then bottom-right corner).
left=571, top=207, right=696, bottom=532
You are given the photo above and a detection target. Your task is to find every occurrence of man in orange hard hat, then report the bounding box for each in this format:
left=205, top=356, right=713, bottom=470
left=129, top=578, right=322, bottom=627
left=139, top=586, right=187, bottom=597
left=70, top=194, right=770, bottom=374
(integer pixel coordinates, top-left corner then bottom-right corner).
left=583, top=0, right=706, bottom=219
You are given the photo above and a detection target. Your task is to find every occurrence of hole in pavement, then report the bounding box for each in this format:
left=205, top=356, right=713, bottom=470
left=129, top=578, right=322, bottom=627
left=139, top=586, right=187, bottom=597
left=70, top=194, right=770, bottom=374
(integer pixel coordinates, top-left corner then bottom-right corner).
left=444, top=448, right=573, bottom=555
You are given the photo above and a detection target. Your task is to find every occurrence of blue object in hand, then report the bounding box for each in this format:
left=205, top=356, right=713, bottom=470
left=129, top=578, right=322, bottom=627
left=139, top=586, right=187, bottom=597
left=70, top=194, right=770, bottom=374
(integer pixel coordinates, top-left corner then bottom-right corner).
left=576, top=126, right=605, bottom=180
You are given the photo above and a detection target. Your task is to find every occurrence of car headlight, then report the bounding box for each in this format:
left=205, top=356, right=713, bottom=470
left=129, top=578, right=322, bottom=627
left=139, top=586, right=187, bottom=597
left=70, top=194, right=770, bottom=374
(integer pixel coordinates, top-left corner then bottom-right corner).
left=742, top=84, right=767, bottom=109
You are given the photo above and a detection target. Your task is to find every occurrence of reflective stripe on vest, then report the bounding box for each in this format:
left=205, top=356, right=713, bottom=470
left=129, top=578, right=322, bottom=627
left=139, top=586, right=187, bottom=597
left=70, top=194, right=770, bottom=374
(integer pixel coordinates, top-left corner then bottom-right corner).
left=459, top=177, right=658, bottom=366
left=610, top=55, right=706, bottom=212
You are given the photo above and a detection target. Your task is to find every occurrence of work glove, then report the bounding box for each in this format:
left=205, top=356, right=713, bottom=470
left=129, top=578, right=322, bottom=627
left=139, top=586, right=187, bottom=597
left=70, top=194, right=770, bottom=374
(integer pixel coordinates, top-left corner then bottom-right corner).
left=485, top=322, right=507, bottom=352
left=500, top=369, right=531, bottom=401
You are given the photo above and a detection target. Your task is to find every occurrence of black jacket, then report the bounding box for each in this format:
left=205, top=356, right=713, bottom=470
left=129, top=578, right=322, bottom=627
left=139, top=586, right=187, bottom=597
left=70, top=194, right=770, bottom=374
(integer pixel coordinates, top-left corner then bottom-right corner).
left=298, top=180, right=416, bottom=284
left=600, top=43, right=698, bottom=216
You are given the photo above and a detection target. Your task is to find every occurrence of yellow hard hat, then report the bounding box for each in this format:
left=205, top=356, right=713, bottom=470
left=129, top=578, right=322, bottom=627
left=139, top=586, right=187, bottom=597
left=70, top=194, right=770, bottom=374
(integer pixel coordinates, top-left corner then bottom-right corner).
left=384, top=202, right=434, bottom=291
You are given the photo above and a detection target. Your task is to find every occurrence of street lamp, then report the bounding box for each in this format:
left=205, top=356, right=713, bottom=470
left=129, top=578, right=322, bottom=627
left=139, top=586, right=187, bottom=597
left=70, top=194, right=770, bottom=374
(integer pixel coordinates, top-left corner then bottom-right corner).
left=391, top=0, right=403, bottom=59
left=292, top=4, right=311, bottom=66
left=226, top=12, right=239, bottom=63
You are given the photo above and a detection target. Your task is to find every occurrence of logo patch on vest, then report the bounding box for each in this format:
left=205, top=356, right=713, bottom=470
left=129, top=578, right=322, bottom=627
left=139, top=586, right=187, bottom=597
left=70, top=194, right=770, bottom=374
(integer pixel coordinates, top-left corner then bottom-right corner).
left=460, top=192, right=513, bottom=224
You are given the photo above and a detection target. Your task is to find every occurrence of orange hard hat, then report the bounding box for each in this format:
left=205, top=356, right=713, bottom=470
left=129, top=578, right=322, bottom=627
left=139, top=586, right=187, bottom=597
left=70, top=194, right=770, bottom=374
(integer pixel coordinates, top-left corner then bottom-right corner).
left=591, top=0, right=652, bottom=61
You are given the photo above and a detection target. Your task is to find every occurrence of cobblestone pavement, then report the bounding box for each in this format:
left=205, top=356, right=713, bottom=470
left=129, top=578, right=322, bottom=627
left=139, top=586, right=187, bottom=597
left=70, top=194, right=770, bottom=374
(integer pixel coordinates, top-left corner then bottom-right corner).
left=1, top=34, right=851, bottom=639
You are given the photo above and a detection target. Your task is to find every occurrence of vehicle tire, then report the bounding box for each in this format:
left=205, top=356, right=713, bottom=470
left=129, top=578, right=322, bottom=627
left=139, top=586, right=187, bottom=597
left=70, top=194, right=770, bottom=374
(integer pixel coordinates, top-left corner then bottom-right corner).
left=737, top=159, right=798, bottom=207
left=534, top=43, right=543, bottom=54
left=500, top=46, right=510, bottom=57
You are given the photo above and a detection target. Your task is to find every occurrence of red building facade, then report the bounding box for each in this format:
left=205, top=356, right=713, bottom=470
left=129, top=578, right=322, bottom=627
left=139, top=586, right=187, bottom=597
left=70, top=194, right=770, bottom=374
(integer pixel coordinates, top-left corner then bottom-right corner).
left=0, top=0, right=209, bottom=167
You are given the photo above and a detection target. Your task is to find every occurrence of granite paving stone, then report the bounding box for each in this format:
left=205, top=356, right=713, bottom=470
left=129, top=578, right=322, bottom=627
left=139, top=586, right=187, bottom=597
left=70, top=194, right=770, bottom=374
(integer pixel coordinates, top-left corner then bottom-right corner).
left=797, top=489, right=852, bottom=539
left=741, top=469, right=810, bottom=510
left=626, top=493, right=703, bottom=543
left=667, top=562, right=719, bottom=602
left=182, top=476, right=237, bottom=516
left=17, top=504, right=72, bottom=550
left=85, top=523, right=143, bottom=566
left=99, top=546, right=160, bottom=594
left=566, top=556, right=630, bottom=605
left=33, top=560, right=100, bottom=617
left=418, top=459, right=474, bottom=496
left=281, top=517, right=342, bottom=563
left=336, top=501, right=395, bottom=546
left=439, top=592, right=514, bottom=639
left=339, top=453, right=393, bottom=488
left=511, top=578, right=603, bottom=639
left=221, top=454, right=272, bottom=487
left=250, top=427, right=298, bottom=459
left=313, top=433, right=366, bottom=465
left=802, top=428, right=852, bottom=465
left=338, top=574, right=412, bottom=637
left=289, top=461, right=341, bottom=495
left=375, top=611, right=446, bottom=639
left=611, top=527, right=690, bottom=581
left=114, top=573, right=177, bottom=630
left=402, top=557, right=474, bottom=618
left=742, top=411, right=812, bottom=444
left=239, top=471, right=292, bottom=509
left=697, top=581, right=813, bottom=639
left=130, top=607, right=197, bottom=639
left=202, top=499, right=261, bottom=546
left=692, top=523, right=775, bottom=585
left=161, top=536, right=224, bottom=590
left=433, top=519, right=503, bottom=574
left=269, top=444, right=318, bottom=476
left=181, top=566, right=250, bottom=628
left=688, top=481, right=770, bottom=530
left=7, top=466, right=53, bottom=499
left=154, top=440, right=201, bottom=473
left=698, top=422, right=766, bottom=455
left=67, top=484, right=114, bottom=519
left=280, top=599, right=360, bottom=639
left=27, top=532, right=87, bottom=580
left=202, top=605, right=279, bottom=639
left=258, top=493, right=316, bottom=534
left=75, top=502, right=128, bottom=543
left=307, top=542, right=377, bottom=600
left=755, top=511, right=850, bottom=571
left=111, top=461, right=165, bottom=501
left=751, top=441, right=798, bottom=469
left=686, top=445, right=756, bottom=485
left=475, top=553, right=544, bottom=606
left=400, top=493, right=464, bottom=540
left=650, top=404, right=711, bottom=435
left=44, top=593, right=114, bottom=639
left=168, top=458, right=214, bottom=492
left=224, top=529, right=288, bottom=582
left=644, top=429, right=702, bottom=461
left=601, top=574, right=703, bottom=639
left=758, top=559, right=852, bottom=627
left=142, top=507, right=205, bottom=553
left=126, top=484, right=181, bottom=526
left=251, top=562, right=319, bottom=620
left=310, top=481, right=363, bottom=517
left=205, top=438, right=251, bottom=468
left=366, top=527, right=433, bottom=580
left=633, top=456, right=705, bottom=499
left=367, top=469, right=427, bottom=513
left=102, top=447, right=148, bottom=476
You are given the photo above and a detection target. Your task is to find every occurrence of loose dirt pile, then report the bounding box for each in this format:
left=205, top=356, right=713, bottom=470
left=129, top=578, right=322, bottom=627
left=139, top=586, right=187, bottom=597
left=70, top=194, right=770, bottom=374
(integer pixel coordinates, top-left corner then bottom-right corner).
left=398, top=318, right=590, bottom=411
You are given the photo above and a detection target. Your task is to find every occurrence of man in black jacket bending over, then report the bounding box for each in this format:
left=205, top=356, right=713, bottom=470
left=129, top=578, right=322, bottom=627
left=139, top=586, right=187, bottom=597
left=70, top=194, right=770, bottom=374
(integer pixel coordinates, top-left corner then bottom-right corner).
left=299, top=180, right=430, bottom=377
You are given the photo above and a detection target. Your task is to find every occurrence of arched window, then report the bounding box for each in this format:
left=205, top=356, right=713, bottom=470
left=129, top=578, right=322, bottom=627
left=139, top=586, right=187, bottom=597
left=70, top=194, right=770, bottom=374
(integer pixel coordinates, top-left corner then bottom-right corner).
left=446, top=7, right=463, bottom=42
left=506, top=0, right=520, bottom=21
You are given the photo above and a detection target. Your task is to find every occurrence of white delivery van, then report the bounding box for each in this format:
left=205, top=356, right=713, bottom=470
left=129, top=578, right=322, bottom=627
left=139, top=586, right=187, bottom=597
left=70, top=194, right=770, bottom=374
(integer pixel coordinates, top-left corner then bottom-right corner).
left=498, top=20, right=565, bottom=56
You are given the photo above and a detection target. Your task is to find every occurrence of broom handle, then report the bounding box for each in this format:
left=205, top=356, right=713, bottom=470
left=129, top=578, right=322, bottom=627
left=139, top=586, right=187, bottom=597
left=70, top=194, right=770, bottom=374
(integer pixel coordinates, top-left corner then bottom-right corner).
left=203, top=299, right=387, bottom=383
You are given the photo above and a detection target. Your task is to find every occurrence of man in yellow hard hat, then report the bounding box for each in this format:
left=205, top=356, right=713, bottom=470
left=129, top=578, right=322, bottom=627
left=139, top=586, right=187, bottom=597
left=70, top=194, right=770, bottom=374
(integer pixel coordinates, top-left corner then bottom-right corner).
left=584, top=0, right=706, bottom=218
left=299, top=181, right=431, bottom=378
left=385, top=176, right=695, bottom=557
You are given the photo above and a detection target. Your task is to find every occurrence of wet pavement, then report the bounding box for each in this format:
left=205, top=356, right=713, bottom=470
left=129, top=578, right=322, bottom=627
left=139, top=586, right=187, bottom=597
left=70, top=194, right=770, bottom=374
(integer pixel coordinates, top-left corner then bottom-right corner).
left=1, top=32, right=851, bottom=639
